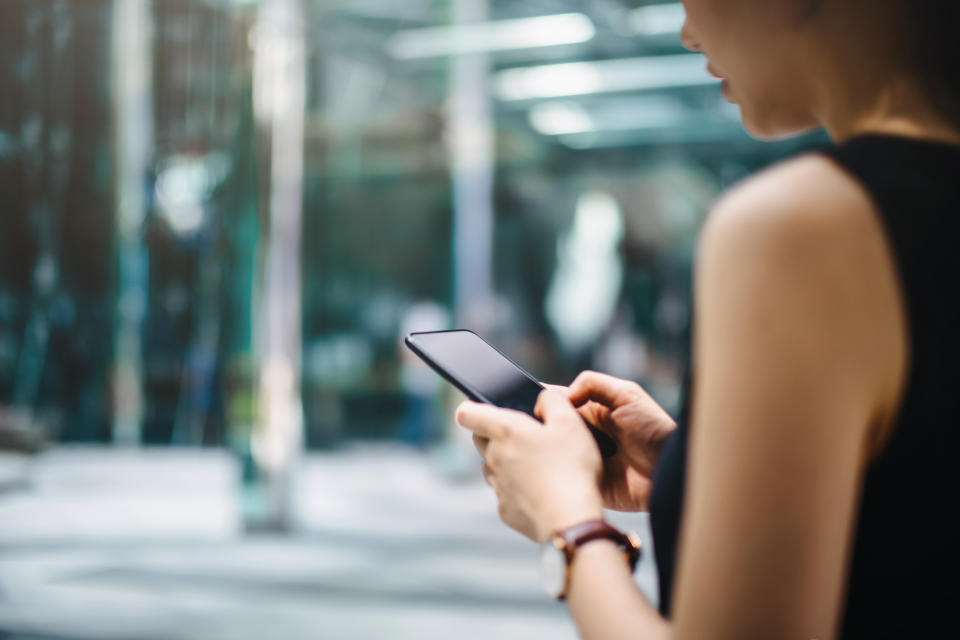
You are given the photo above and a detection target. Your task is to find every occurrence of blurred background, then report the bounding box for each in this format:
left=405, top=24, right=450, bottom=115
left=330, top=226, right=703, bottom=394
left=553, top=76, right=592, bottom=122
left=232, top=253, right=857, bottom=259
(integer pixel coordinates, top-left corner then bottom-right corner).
left=0, top=1, right=823, bottom=638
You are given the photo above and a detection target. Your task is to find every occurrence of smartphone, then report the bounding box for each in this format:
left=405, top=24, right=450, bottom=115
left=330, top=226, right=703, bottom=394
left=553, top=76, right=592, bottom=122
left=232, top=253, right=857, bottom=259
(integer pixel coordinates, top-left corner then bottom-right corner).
left=404, top=329, right=618, bottom=458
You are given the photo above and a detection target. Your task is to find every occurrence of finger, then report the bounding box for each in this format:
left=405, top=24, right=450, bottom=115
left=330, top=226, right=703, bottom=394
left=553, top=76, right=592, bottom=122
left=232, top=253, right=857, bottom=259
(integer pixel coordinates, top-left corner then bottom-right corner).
left=455, top=401, right=521, bottom=439
left=481, top=461, right=496, bottom=488
left=542, top=383, right=571, bottom=395
left=567, top=370, right=637, bottom=408
left=472, top=433, right=489, bottom=457
left=534, top=389, right=581, bottom=423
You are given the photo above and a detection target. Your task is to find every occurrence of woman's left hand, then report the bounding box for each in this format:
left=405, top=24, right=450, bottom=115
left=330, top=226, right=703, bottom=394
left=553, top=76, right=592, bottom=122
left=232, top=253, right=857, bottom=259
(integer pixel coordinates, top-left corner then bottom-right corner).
left=455, top=390, right=605, bottom=541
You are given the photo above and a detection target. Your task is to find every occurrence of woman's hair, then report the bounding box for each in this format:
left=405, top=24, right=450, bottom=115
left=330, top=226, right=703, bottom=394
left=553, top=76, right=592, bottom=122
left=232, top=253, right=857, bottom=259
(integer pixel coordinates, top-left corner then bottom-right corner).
left=902, top=2, right=960, bottom=124
left=803, top=1, right=960, bottom=124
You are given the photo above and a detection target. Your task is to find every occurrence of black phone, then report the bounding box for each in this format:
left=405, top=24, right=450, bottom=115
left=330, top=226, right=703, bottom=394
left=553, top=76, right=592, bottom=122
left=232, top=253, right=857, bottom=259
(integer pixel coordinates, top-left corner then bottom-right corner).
left=404, top=329, right=618, bottom=458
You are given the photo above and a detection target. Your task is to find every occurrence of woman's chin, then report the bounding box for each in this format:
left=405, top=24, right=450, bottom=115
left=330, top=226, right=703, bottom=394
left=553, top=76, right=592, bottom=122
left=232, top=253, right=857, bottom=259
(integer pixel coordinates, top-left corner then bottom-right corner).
left=721, top=80, right=736, bottom=104
left=740, top=108, right=821, bottom=141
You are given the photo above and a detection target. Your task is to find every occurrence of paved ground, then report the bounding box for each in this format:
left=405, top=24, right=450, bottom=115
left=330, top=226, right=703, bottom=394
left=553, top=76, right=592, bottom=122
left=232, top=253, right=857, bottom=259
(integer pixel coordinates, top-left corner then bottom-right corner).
left=0, top=447, right=658, bottom=640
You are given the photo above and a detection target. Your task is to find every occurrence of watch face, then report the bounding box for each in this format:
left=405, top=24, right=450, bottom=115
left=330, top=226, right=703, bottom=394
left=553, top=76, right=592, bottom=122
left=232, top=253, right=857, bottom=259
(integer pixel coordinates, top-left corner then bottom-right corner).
left=539, top=538, right=566, bottom=599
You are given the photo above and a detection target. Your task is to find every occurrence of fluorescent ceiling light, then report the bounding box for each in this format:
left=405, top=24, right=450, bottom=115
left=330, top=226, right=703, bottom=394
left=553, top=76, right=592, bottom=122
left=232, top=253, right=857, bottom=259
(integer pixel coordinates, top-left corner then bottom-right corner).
left=529, top=102, right=596, bottom=136
left=629, top=3, right=686, bottom=37
left=495, top=54, right=717, bottom=101
left=529, top=96, right=688, bottom=136
left=386, top=13, right=595, bottom=59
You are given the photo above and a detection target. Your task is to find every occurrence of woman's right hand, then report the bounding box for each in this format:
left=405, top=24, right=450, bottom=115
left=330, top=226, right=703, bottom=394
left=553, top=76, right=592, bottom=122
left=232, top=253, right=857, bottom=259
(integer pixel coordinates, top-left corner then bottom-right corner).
left=565, top=371, right=677, bottom=512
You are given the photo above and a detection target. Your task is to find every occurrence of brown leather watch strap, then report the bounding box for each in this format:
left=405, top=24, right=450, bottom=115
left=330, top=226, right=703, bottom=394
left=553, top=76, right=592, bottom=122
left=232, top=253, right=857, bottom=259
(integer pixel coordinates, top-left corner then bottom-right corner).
left=556, top=519, right=641, bottom=571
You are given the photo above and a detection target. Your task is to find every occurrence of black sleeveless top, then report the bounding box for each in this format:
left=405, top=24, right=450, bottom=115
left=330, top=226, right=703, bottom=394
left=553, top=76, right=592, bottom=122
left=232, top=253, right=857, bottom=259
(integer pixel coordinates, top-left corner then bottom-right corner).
left=649, top=134, right=960, bottom=637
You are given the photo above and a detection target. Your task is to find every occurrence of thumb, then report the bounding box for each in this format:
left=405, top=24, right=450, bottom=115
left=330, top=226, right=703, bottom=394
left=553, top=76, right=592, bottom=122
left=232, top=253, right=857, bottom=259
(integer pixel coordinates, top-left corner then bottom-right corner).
left=534, top=389, right=579, bottom=424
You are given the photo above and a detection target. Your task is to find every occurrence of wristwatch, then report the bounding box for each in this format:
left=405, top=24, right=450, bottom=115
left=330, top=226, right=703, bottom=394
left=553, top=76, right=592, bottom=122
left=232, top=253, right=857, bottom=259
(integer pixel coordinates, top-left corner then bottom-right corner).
left=539, top=519, right=642, bottom=600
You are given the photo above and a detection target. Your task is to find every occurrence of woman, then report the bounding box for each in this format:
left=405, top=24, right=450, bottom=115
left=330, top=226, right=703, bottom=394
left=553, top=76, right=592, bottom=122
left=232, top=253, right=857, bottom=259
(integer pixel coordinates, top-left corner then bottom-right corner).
left=456, top=1, right=960, bottom=637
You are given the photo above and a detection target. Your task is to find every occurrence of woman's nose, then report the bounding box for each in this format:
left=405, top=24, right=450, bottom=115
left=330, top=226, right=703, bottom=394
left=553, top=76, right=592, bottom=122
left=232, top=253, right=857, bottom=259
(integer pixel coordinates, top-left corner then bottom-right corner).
left=680, top=18, right=701, bottom=52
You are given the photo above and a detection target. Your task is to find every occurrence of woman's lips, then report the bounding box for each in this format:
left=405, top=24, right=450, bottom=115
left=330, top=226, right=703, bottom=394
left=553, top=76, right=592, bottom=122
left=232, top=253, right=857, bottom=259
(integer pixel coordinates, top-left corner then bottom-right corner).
left=706, top=64, right=724, bottom=79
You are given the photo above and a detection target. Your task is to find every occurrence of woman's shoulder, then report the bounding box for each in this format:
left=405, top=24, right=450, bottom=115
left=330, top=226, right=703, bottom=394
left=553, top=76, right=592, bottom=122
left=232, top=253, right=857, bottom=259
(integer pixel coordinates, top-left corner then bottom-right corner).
left=696, top=151, right=908, bottom=456
left=701, top=152, right=876, bottom=257
left=697, top=153, right=888, bottom=327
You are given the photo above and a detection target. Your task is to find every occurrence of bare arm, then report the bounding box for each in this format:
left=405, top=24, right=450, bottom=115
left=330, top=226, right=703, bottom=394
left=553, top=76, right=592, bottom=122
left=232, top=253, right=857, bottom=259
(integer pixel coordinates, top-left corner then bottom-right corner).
left=458, top=157, right=903, bottom=640
left=566, top=540, right=671, bottom=640
left=566, top=157, right=902, bottom=639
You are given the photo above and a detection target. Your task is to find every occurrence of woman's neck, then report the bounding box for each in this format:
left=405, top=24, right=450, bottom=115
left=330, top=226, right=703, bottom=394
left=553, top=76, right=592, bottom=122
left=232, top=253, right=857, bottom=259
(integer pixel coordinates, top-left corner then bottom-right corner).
left=822, top=85, right=960, bottom=145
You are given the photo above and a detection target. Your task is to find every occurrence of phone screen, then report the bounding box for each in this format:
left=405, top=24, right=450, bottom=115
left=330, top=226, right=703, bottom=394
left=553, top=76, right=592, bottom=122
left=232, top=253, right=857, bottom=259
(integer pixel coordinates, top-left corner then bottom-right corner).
left=405, top=330, right=618, bottom=457
left=405, top=330, right=543, bottom=414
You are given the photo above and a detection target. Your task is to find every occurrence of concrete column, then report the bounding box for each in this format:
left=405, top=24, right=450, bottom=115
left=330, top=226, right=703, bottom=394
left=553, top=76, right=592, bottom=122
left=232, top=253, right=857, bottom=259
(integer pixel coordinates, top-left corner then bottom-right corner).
left=448, top=0, right=495, bottom=330
left=249, top=0, right=306, bottom=531
left=110, top=0, right=154, bottom=445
